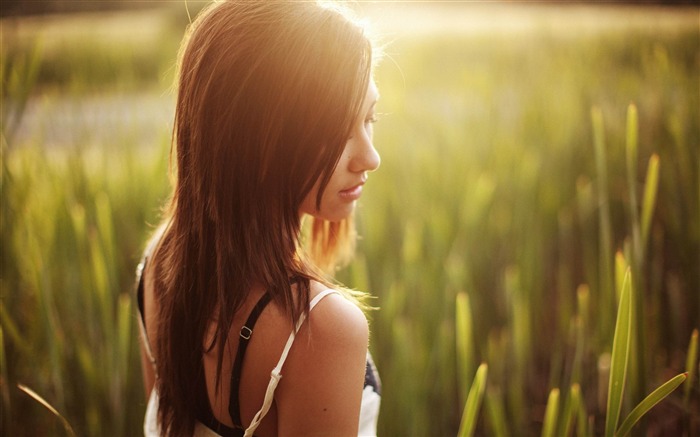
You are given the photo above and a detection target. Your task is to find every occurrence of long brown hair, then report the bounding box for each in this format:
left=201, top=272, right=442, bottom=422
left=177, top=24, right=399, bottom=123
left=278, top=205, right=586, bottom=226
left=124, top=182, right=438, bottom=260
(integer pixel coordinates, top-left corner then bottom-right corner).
left=148, top=1, right=373, bottom=435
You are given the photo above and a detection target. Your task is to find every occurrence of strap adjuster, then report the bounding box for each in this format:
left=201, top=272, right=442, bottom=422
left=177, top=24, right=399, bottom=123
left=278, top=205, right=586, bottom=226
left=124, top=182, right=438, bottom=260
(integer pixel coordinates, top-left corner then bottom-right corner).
left=240, top=326, right=253, bottom=340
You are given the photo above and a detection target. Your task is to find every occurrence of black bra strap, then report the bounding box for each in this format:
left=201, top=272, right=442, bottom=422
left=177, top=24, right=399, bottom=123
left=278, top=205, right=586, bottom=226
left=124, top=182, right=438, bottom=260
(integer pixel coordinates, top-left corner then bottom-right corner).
left=136, top=258, right=147, bottom=328
left=228, top=292, right=273, bottom=428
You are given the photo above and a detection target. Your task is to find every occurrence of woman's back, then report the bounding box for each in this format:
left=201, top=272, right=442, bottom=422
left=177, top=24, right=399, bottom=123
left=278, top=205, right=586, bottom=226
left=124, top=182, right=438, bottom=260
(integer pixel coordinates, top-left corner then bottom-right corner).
left=138, top=236, right=375, bottom=436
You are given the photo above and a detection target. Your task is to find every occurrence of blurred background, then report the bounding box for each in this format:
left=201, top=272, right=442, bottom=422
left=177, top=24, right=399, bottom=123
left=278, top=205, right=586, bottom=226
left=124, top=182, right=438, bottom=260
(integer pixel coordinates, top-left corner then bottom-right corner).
left=1, top=1, right=698, bottom=436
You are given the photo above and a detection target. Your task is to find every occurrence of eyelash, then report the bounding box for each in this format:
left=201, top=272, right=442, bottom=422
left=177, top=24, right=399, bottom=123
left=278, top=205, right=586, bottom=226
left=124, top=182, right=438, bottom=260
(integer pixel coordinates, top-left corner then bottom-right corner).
left=348, top=114, right=379, bottom=140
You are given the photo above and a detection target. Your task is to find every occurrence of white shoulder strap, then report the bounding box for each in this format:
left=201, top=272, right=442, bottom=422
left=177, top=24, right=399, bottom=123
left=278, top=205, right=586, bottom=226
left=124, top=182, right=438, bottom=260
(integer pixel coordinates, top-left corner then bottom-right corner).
left=137, top=298, right=157, bottom=366
left=135, top=224, right=168, bottom=367
left=243, top=289, right=339, bottom=437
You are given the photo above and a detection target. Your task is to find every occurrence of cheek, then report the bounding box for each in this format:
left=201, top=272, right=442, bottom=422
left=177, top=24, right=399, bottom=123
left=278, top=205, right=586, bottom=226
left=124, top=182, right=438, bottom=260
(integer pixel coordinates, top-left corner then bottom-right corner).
left=300, top=187, right=353, bottom=222
left=301, top=186, right=319, bottom=214
left=300, top=156, right=351, bottom=219
left=300, top=174, right=335, bottom=215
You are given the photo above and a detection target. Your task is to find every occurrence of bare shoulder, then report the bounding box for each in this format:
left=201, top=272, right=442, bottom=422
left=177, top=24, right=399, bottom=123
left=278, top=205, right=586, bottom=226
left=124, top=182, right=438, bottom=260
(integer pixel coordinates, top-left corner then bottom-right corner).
left=275, top=281, right=369, bottom=436
left=305, top=280, right=369, bottom=343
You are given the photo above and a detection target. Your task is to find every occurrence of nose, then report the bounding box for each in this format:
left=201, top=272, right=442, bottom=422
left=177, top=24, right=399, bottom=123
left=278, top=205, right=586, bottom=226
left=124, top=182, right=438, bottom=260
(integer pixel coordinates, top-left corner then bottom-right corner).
left=348, top=133, right=380, bottom=174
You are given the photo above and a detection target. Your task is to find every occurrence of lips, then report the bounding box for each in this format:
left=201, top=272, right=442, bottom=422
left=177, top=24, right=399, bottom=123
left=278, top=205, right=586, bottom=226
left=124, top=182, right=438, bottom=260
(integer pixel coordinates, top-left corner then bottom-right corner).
left=339, top=181, right=365, bottom=201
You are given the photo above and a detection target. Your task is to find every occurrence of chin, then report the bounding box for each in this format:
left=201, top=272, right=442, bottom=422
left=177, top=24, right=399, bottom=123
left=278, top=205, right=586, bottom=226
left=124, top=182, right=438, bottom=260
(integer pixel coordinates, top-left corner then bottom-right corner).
left=309, top=202, right=356, bottom=223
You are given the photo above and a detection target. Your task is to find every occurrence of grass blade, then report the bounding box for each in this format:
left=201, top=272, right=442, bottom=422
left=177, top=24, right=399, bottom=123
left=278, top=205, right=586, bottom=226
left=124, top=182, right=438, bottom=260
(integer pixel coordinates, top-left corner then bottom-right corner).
left=561, top=384, right=581, bottom=437
left=485, top=388, right=509, bottom=437
left=616, top=372, right=687, bottom=436
left=506, top=267, right=530, bottom=374
left=573, top=286, right=589, bottom=386
left=614, top=251, right=627, bottom=305
left=625, top=104, right=638, bottom=192
left=684, top=329, right=698, bottom=408
left=625, top=104, right=642, bottom=266
left=456, top=292, right=475, bottom=406
left=577, top=383, right=589, bottom=437
left=640, top=154, right=659, bottom=250
left=605, top=268, right=633, bottom=437
left=541, top=387, right=560, bottom=437
left=598, top=352, right=611, bottom=414
left=625, top=105, right=641, bottom=260
left=457, top=363, right=488, bottom=437
left=591, top=107, right=614, bottom=338
left=17, top=383, right=76, bottom=437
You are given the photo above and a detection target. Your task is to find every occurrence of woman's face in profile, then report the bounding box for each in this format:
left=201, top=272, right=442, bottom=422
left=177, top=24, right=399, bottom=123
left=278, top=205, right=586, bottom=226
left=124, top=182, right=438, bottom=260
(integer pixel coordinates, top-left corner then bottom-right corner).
left=300, top=80, right=380, bottom=222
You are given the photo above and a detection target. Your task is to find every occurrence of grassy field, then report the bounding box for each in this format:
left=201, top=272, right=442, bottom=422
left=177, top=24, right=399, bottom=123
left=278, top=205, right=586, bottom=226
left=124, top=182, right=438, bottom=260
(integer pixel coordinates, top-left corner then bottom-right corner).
left=1, top=3, right=699, bottom=436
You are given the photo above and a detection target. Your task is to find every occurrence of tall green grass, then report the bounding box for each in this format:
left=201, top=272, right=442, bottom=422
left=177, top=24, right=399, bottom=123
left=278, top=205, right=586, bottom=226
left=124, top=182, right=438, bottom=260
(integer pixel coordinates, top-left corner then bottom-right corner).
left=1, top=37, right=170, bottom=433
left=2, top=5, right=698, bottom=436
left=355, top=15, right=699, bottom=436
left=1, top=140, right=170, bottom=435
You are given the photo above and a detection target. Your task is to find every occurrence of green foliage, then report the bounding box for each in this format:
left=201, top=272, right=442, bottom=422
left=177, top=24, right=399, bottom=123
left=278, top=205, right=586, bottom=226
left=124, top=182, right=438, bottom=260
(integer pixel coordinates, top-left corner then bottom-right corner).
left=640, top=154, right=660, bottom=250
left=457, top=363, right=488, bottom=437
left=605, top=269, right=633, bottom=437
left=561, top=383, right=582, bottom=437
left=685, top=329, right=699, bottom=408
left=2, top=5, right=698, bottom=436
left=360, top=13, right=698, bottom=435
left=1, top=94, right=170, bottom=434
left=455, top=292, right=475, bottom=407
left=541, top=388, right=560, bottom=437
left=601, top=267, right=687, bottom=436
left=616, top=372, right=687, bottom=437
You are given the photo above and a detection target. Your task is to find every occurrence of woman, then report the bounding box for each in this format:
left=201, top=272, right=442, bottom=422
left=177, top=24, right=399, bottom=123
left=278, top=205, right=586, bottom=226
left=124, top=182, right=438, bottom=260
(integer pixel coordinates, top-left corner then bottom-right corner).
left=135, top=1, right=381, bottom=436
